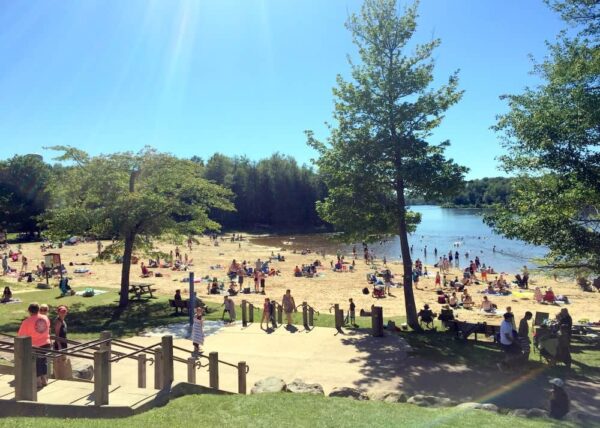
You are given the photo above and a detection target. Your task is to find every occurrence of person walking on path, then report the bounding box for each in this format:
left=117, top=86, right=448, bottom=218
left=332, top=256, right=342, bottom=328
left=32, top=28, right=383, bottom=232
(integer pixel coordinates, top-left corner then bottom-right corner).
left=221, top=296, right=236, bottom=324
left=17, top=302, right=51, bottom=388
left=260, top=298, right=271, bottom=330
left=282, top=290, right=296, bottom=326
left=191, top=307, right=204, bottom=356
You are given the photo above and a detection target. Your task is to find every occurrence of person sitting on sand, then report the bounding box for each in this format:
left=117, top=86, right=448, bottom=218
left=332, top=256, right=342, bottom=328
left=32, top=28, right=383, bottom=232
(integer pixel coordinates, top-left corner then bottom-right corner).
left=209, top=278, right=220, bottom=295
left=480, top=296, right=496, bottom=313
left=448, top=292, right=459, bottom=308
left=227, top=282, right=238, bottom=296
left=140, top=262, right=153, bottom=278
left=534, top=287, right=544, bottom=303
left=294, top=265, right=302, bottom=277
left=543, top=288, right=556, bottom=304
left=462, top=291, right=474, bottom=309
left=1, top=286, right=12, bottom=303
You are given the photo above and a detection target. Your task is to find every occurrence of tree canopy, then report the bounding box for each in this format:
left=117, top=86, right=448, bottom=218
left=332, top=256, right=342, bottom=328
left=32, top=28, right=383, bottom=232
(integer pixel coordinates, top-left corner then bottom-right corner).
left=308, top=0, right=467, bottom=328
left=44, top=146, right=234, bottom=306
left=486, top=0, right=600, bottom=276
left=0, top=154, right=51, bottom=234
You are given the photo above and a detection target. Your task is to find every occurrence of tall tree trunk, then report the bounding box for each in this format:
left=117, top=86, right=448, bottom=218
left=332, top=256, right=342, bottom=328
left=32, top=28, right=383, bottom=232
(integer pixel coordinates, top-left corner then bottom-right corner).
left=119, top=231, right=135, bottom=307
left=119, top=168, right=140, bottom=308
left=395, top=179, right=421, bottom=331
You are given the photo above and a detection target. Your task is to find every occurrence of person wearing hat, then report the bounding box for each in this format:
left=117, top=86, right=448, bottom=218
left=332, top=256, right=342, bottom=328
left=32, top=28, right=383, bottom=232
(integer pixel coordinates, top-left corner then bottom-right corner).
left=548, top=378, right=569, bottom=419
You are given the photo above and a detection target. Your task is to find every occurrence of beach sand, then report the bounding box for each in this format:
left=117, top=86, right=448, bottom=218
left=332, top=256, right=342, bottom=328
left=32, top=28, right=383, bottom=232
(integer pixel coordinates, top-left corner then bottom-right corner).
left=2, top=234, right=599, bottom=324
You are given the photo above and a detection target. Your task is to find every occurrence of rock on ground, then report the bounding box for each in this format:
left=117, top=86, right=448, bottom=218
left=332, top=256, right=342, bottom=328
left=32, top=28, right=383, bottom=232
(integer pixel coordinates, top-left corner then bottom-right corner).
left=286, top=379, right=324, bottom=395
left=368, top=391, right=407, bottom=403
left=328, top=387, right=369, bottom=401
left=509, top=408, right=549, bottom=419
left=250, top=377, right=287, bottom=394
left=407, top=394, right=456, bottom=407
left=455, top=402, right=499, bottom=413
left=71, top=361, right=93, bottom=381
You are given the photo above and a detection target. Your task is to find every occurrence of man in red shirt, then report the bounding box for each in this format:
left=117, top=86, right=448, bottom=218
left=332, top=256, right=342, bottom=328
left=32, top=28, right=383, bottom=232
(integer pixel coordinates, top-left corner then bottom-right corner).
left=18, top=303, right=51, bottom=388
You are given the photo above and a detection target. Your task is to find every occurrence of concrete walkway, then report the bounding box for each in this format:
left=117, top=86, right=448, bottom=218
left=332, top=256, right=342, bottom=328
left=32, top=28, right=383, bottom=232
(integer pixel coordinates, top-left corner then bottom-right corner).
left=119, top=323, right=412, bottom=394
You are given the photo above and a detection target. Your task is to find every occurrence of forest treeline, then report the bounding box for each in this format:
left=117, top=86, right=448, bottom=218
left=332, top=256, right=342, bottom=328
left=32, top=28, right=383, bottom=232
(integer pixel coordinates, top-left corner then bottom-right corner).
left=192, top=153, right=328, bottom=231
left=0, top=153, right=329, bottom=235
left=0, top=153, right=513, bottom=235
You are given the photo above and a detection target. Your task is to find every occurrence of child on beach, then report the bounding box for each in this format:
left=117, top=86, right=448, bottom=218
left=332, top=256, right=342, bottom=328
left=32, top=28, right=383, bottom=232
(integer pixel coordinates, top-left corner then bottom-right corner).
left=260, top=271, right=266, bottom=294
left=348, top=298, right=356, bottom=325
left=191, top=307, right=204, bottom=356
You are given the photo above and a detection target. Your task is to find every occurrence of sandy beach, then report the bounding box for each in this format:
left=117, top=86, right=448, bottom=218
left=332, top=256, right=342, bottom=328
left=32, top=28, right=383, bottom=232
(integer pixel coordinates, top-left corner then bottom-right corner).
left=2, top=234, right=599, bottom=325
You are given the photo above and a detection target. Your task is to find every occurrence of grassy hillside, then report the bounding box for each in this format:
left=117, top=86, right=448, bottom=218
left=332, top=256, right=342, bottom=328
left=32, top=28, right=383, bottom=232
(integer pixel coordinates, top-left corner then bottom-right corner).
left=0, top=393, right=570, bottom=428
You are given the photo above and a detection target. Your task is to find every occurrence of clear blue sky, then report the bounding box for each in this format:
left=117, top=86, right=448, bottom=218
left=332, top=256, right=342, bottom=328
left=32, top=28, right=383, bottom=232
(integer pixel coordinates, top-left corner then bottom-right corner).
left=0, top=0, right=565, bottom=178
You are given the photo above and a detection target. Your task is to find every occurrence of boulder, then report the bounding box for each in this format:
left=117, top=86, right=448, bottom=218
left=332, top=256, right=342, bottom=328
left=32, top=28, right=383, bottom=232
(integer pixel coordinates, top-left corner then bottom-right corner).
left=250, top=377, right=286, bottom=394
left=407, top=394, right=455, bottom=407
left=525, top=408, right=549, bottom=419
left=328, top=387, right=369, bottom=401
left=71, top=361, right=94, bottom=381
left=455, top=402, right=499, bottom=413
left=286, top=379, right=324, bottom=395
left=509, top=408, right=549, bottom=419
left=368, top=391, right=407, bottom=403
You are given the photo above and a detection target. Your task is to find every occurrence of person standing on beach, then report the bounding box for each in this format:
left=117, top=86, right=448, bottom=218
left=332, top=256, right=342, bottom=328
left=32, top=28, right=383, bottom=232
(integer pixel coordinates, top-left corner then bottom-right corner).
left=282, top=290, right=296, bottom=326
left=254, top=269, right=260, bottom=293
left=260, top=271, right=267, bottom=294
left=348, top=298, right=356, bottom=326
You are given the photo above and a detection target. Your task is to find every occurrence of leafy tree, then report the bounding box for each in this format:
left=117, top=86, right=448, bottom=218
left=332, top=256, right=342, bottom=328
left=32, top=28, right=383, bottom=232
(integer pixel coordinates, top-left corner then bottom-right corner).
left=44, top=146, right=234, bottom=307
left=307, top=0, right=467, bottom=329
left=486, top=0, right=600, bottom=275
left=0, top=154, right=51, bottom=234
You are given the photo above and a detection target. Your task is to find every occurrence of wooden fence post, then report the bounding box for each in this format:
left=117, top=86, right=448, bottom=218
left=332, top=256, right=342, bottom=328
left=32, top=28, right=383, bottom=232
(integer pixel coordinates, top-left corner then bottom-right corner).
left=14, top=336, right=36, bottom=402
left=248, top=303, right=254, bottom=323
left=100, top=331, right=112, bottom=385
left=372, top=306, right=384, bottom=337
left=237, top=361, right=247, bottom=394
left=308, top=306, right=314, bottom=327
left=161, top=336, right=174, bottom=389
left=187, top=357, right=196, bottom=384
left=302, top=302, right=308, bottom=329
left=209, top=352, right=219, bottom=391
left=154, top=348, right=164, bottom=390
left=241, top=300, right=248, bottom=327
left=94, top=350, right=109, bottom=406
left=137, top=354, right=147, bottom=388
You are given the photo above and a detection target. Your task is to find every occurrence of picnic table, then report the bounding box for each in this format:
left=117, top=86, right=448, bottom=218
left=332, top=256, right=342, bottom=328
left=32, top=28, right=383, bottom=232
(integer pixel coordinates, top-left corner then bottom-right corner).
left=128, top=284, right=155, bottom=300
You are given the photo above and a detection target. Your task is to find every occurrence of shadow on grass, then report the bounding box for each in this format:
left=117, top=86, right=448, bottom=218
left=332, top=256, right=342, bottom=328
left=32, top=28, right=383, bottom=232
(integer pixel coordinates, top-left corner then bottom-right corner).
left=340, top=328, right=600, bottom=416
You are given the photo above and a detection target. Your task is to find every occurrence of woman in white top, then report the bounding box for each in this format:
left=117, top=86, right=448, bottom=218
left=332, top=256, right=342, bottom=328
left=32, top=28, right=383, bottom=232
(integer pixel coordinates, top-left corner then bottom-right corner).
left=191, top=307, right=204, bottom=356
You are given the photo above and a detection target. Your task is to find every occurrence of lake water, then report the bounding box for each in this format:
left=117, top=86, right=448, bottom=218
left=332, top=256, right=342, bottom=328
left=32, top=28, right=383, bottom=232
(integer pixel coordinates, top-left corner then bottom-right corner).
left=252, top=205, right=547, bottom=274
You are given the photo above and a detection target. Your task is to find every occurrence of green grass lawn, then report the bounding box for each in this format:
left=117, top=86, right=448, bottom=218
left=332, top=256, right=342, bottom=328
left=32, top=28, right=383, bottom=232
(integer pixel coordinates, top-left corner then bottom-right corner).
left=0, top=393, right=571, bottom=428
left=1, top=278, right=598, bottom=381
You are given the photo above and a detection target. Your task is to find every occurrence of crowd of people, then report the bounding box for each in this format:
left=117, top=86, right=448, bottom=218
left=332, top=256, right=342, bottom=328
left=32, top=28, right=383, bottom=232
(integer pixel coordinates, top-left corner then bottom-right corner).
left=16, top=302, right=71, bottom=388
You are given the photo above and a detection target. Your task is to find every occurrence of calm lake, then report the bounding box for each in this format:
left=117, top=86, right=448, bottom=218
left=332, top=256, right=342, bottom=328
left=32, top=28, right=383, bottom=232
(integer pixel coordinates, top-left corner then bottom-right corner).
left=252, top=205, right=547, bottom=274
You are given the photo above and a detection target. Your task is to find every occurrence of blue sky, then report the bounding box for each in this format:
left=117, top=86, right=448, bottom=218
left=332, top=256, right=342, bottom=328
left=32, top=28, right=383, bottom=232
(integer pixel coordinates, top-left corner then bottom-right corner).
left=0, top=0, right=565, bottom=178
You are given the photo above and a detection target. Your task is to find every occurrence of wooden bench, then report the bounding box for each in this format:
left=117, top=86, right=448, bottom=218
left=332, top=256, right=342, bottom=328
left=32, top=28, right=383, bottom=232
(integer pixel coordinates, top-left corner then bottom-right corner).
left=447, top=320, right=500, bottom=343
left=129, top=284, right=156, bottom=300
left=169, top=299, right=189, bottom=315
left=168, top=298, right=208, bottom=314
